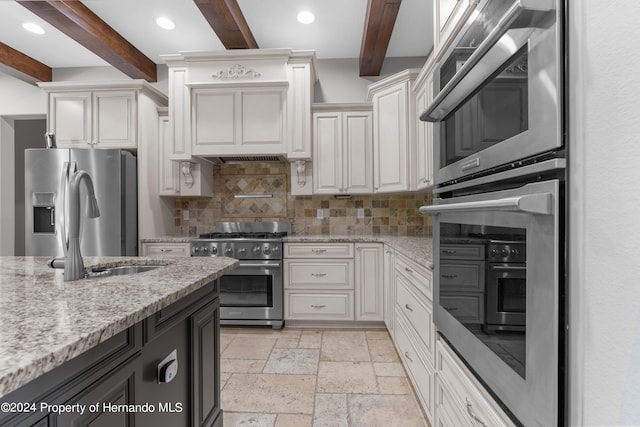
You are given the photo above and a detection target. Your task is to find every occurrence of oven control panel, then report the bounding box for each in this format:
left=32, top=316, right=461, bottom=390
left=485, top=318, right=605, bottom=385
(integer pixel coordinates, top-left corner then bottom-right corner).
left=190, top=239, right=283, bottom=260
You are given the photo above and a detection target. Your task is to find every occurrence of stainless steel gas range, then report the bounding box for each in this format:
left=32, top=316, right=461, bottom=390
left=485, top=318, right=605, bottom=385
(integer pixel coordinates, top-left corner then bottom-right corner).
left=190, top=221, right=290, bottom=329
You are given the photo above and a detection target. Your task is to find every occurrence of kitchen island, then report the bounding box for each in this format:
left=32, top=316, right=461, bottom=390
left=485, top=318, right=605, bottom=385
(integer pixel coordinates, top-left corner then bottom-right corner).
left=0, top=255, right=238, bottom=426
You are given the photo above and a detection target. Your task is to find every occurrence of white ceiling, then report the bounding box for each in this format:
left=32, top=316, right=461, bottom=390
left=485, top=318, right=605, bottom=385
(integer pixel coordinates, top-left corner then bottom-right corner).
left=0, top=0, right=433, bottom=70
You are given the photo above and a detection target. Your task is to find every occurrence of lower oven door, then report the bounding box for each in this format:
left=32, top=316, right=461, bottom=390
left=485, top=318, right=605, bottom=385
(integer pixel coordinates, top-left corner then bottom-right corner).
left=419, top=179, right=562, bottom=427
left=219, top=260, right=283, bottom=328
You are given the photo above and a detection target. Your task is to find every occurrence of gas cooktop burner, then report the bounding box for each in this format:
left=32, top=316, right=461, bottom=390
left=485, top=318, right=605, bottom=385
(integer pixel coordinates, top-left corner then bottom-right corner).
left=198, top=231, right=288, bottom=239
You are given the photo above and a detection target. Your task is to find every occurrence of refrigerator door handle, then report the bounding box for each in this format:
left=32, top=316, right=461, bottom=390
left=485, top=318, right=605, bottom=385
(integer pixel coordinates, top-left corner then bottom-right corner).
left=57, top=161, right=72, bottom=256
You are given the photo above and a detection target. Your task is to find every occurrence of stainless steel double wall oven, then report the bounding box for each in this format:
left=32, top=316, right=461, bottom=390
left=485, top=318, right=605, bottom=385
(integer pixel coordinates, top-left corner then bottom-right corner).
left=420, top=0, right=566, bottom=425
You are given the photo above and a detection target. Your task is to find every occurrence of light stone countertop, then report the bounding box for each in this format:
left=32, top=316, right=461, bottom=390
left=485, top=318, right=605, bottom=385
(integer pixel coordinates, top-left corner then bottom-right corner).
left=140, top=236, right=193, bottom=243
left=0, top=256, right=238, bottom=398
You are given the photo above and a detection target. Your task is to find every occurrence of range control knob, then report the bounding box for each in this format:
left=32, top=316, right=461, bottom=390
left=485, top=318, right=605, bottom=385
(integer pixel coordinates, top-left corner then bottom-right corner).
left=272, top=246, right=280, bottom=254
left=490, top=248, right=499, bottom=258
left=253, top=246, right=262, bottom=256
left=262, top=245, right=272, bottom=255
left=202, top=247, right=209, bottom=255
left=500, top=249, right=509, bottom=257
left=193, top=246, right=201, bottom=255
left=224, top=247, right=234, bottom=256
left=237, top=248, right=247, bottom=256
left=210, top=246, right=218, bottom=255
left=511, top=248, right=520, bottom=257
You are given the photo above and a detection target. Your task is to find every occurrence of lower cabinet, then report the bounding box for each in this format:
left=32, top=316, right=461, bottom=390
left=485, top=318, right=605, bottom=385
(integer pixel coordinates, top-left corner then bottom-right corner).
left=141, top=242, right=191, bottom=257
left=284, top=242, right=383, bottom=323
left=0, top=282, right=221, bottom=427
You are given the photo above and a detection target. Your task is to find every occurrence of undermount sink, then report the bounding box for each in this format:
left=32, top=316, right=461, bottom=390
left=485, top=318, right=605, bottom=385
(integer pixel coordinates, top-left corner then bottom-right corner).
left=85, top=265, right=160, bottom=278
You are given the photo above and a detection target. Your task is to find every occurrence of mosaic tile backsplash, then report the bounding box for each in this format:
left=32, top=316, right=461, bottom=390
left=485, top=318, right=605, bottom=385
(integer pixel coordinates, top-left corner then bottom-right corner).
left=174, top=163, right=434, bottom=236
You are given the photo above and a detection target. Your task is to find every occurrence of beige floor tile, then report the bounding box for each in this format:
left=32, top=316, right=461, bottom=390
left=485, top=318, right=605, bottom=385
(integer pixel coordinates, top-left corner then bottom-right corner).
left=275, top=414, right=312, bottom=427
left=298, top=330, right=323, bottom=349
left=221, top=358, right=266, bottom=373
left=274, top=337, right=300, bottom=348
left=223, top=412, right=276, bottom=426
left=368, top=339, right=400, bottom=362
left=320, top=331, right=370, bottom=362
left=373, top=362, right=406, bottom=377
left=317, top=361, right=377, bottom=394
left=263, top=349, right=320, bottom=375
left=220, top=372, right=232, bottom=390
left=222, top=373, right=316, bottom=414
left=348, top=394, right=427, bottom=427
left=377, top=377, right=411, bottom=395
left=313, top=393, right=348, bottom=427
left=220, top=332, right=235, bottom=354
left=365, top=330, right=392, bottom=340
left=222, top=335, right=277, bottom=360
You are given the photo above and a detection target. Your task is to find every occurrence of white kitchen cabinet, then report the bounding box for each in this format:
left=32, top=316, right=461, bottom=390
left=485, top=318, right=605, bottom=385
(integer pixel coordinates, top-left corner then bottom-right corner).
left=312, top=103, right=373, bottom=194
left=39, top=82, right=161, bottom=150
left=433, top=0, right=479, bottom=60
left=413, top=64, right=435, bottom=191
left=383, top=245, right=396, bottom=332
left=287, top=56, right=316, bottom=160
left=368, top=69, right=420, bottom=193
left=158, top=108, right=213, bottom=198
left=140, top=242, right=190, bottom=257
left=435, top=338, right=515, bottom=427
left=355, top=243, right=384, bottom=321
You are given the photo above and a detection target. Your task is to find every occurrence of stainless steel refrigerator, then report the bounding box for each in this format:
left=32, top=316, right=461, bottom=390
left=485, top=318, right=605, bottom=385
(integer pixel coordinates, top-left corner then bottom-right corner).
left=24, top=148, right=137, bottom=257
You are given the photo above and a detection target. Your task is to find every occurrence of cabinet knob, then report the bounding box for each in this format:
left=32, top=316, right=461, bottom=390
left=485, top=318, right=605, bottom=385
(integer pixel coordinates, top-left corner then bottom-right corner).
left=310, top=304, right=326, bottom=309
left=405, top=304, right=414, bottom=312
left=404, top=351, right=413, bottom=362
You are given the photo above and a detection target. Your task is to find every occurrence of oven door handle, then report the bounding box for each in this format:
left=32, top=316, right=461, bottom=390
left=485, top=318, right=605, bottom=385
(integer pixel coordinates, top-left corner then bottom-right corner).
left=421, top=0, right=554, bottom=122
left=419, top=192, right=551, bottom=215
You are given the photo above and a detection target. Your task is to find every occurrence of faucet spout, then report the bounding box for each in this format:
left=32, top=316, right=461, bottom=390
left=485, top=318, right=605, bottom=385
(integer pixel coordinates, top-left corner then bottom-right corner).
left=63, top=170, right=100, bottom=281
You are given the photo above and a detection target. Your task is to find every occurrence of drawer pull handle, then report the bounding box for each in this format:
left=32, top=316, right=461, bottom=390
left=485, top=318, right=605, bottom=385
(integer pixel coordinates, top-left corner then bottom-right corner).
left=405, top=304, right=414, bottom=312
left=444, top=306, right=458, bottom=312
left=404, top=351, right=413, bottom=362
left=442, top=274, right=458, bottom=279
left=312, top=249, right=327, bottom=253
left=404, top=267, right=413, bottom=273
left=466, top=398, right=488, bottom=427
left=311, top=304, right=326, bottom=309
left=311, top=273, right=327, bottom=277
left=160, top=249, right=173, bottom=252
left=442, top=249, right=457, bottom=254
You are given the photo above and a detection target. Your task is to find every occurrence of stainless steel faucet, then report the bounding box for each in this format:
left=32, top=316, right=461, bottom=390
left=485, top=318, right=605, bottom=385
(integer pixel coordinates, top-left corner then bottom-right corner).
left=48, top=169, right=100, bottom=281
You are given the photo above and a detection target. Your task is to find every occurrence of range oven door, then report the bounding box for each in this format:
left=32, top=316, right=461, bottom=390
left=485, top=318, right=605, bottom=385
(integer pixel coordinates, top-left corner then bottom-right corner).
left=419, top=179, right=561, bottom=426
left=219, top=260, right=283, bottom=325
left=422, top=0, right=563, bottom=187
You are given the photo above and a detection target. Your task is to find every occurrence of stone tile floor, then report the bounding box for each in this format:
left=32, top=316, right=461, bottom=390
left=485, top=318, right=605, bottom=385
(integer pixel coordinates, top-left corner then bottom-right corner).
left=220, top=327, right=429, bottom=427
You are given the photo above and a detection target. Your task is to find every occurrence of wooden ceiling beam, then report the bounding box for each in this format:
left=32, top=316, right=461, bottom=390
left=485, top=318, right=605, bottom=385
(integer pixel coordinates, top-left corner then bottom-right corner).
left=360, top=0, right=402, bottom=77
left=194, top=0, right=258, bottom=49
left=17, top=0, right=157, bottom=81
left=0, top=41, right=52, bottom=84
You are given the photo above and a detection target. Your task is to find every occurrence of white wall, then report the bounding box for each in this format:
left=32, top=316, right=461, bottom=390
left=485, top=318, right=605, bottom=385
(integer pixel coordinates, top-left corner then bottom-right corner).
left=569, top=1, right=640, bottom=425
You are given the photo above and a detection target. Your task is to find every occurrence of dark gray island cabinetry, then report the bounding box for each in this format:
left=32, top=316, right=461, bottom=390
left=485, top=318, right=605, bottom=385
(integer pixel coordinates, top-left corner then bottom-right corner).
left=1, top=281, right=221, bottom=427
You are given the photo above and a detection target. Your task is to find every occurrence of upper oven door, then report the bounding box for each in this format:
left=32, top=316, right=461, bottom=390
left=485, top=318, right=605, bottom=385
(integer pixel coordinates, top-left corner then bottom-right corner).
left=422, top=0, right=562, bottom=186
left=419, top=179, right=561, bottom=426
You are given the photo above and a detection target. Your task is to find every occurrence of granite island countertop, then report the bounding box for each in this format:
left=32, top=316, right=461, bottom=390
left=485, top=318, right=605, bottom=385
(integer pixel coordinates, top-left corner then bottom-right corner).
left=0, top=256, right=238, bottom=398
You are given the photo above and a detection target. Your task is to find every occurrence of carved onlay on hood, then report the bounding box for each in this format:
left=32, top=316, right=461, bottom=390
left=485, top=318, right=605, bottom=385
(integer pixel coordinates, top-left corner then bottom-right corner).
left=212, top=64, right=262, bottom=80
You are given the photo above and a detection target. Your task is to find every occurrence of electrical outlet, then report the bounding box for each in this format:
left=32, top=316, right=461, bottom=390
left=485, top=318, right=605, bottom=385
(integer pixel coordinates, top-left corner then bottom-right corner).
left=317, top=209, right=324, bottom=220
left=183, top=210, right=189, bottom=221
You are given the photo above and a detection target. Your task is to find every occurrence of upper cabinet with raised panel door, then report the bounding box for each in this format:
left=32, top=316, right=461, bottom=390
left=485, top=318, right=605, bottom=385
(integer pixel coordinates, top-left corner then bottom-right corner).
left=368, top=69, right=420, bottom=193
left=162, top=49, right=317, bottom=161
left=38, top=80, right=167, bottom=150
left=312, top=103, right=373, bottom=195
left=433, top=0, right=479, bottom=60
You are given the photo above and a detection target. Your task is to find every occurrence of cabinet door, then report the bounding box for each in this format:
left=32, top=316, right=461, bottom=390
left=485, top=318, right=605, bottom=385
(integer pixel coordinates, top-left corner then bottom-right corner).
left=158, top=113, right=179, bottom=196
left=383, top=246, right=396, bottom=332
left=193, top=89, right=236, bottom=149
left=313, top=112, right=343, bottom=194
left=343, top=111, right=373, bottom=193
left=55, top=354, right=141, bottom=427
left=141, top=242, right=190, bottom=257
left=415, top=73, right=434, bottom=190
left=93, top=91, right=137, bottom=148
left=48, top=91, right=92, bottom=147
left=287, top=62, right=313, bottom=159
left=240, top=89, right=285, bottom=148
left=355, top=243, right=384, bottom=321
left=191, top=300, right=222, bottom=427
left=373, top=84, right=410, bottom=193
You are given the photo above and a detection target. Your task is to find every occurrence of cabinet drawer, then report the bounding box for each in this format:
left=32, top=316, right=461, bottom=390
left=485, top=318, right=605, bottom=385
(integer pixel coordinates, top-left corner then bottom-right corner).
left=436, top=340, right=514, bottom=427
left=440, top=261, right=485, bottom=292
left=395, top=253, right=432, bottom=299
left=141, top=242, right=190, bottom=257
left=440, top=244, right=485, bottom=260
left=285, top=243, right=354, bottom=258
left=285, top=291, right=354, bottom=320
left=439, top=294, right=483, bottom=324
left=285, top=260, right=354, bottom=289
left=396, top=274, right=435, bottom=360
left=394, top=315, right=434, bottom=420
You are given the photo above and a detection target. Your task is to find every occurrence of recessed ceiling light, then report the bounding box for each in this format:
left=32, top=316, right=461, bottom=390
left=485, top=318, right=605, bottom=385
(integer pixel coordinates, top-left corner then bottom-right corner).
left=297, top=11, right=315, bottom=25
left=22, top=22, right=45, bottom=35
left=156, top=17, right=175, bottom=30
